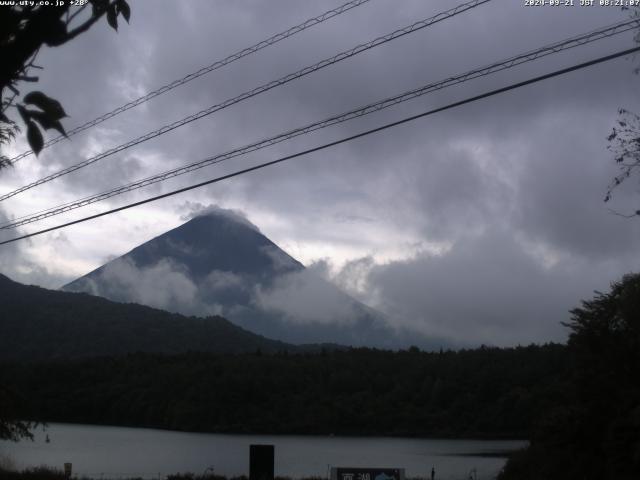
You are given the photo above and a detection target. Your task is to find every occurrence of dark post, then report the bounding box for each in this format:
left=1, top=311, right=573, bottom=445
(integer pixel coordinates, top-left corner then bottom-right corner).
left=250, top=444, right=274, bottom=480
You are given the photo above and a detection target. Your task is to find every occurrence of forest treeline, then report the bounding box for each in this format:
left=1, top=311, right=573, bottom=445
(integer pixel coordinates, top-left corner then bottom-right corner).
left=498, top=273, right=640, bottom=480
left=3, top=344, right=569, bottom=439
left=2, top=274, right=638, bottom=479
left=0, top=274, right=295, bottom=361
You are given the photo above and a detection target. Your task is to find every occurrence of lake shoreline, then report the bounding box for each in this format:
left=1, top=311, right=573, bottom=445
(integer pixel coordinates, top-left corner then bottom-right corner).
left=0, top=468, right=431, bottom=480
left=20, top=419, right=527, bottom=443
left=1, top=423, right=526, bottom=480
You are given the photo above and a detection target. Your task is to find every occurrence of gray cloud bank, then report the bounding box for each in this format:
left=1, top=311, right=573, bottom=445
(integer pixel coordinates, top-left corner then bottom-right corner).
left=2, top=1, right=640, bottom=347
left=62, top=208, right=449, bottom=349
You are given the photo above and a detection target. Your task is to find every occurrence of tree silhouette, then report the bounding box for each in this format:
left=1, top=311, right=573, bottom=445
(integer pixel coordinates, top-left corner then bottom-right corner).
left=0, top=380, right=36, bottom=442
left=0, top=0, right=130, bottom=169
left=604, top=6, right=640, bottom=217
left=500, top=273, right=640, bottom=480
left=0, top=0, right=130, bottom=441
left=605, top=109, right=640, bottom=217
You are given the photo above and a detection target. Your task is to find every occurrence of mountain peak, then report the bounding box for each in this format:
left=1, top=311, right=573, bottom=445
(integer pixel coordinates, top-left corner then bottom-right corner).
left=62, top=209, right=304, bottom=316
left=66, top=207, right=303, bottom=288
left=63, top=209, right=434, bottom=349
left=187, top=206, right=261, bottom=233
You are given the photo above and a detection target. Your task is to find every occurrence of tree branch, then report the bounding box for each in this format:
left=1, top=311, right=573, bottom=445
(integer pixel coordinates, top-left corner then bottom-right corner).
left=63, top=1, right=117, bottom=43
left=67, top=3, right=88, bottom=26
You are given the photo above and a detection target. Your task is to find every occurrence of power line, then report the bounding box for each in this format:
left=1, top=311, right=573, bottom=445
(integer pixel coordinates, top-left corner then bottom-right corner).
left=0, top=0, right=491, bottom=202
left=3, top=17, right=635, bottom=228
left=6, top=0, right=373, bottom=164
left=2, top=45, right=638, bottom=247
left=2, top=17, right=637, bottom=230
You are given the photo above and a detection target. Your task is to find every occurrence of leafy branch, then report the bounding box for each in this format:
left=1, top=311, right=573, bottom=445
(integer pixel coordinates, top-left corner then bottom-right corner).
left=0, top=0, right=131, bottom=164
left=604, top=108, right=640, bottom=218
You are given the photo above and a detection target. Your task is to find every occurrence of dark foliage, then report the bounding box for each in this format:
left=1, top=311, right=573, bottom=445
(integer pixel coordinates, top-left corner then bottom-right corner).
left=4, top=344, right=569, bottom=439
left=0, top=0, right=130, bottom=164
left=0, top=274, right=293, bottom=361
left=499, top=273, right=640, bottom=480
left=0, top=471, right=321, bottom=480
left=0, top=374, right=37, bottom=441
left=0, top=466, right=67, bottom=480
left=604, top=7, right=640, bottom=216
left=604, top=109, right=640, bottom=217
left=0, top=272, right=292, bottom=442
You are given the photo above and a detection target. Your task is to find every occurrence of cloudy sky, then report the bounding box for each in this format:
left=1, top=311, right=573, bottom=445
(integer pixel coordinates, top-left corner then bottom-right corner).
left=1, top=0, right=640, bottom=346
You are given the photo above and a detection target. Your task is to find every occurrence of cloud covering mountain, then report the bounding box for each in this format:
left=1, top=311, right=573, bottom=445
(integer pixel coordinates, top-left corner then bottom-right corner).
left=0, top=272, right=295, bottom=361
left=2, top=1, right=639, bottom=347
left=63, top=207, right=443, bottom=349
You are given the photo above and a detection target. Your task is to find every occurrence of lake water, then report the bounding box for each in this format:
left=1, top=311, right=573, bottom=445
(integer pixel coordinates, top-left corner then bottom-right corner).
left=0, top=424, right=526, bottom=480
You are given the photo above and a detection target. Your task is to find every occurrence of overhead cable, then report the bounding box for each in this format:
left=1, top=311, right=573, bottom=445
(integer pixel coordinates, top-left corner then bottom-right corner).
left=2, top=45, right=638, bottom=246
left=2, top=17, right=637, bottom=230
left=0, top=0, right=491, bottom=202
left=6, top=0, right=373, bottom=164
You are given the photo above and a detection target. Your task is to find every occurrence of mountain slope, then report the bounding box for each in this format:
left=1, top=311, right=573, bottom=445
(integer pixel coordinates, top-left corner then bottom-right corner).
left=63, top=208, right=435, bottom=349
left=0, top=273, right=293, bottom=361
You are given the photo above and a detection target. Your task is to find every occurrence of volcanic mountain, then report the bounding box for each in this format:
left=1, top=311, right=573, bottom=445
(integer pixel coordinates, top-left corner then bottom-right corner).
left=63, top=208, right=431, bottom=348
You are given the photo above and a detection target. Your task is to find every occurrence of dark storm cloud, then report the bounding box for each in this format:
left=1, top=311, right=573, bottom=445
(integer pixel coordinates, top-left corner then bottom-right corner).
left=512, top=108, right=640, bottom=259
left=349, top=229, right=632, bottom=346
left=2, top=0, right=640, bottom=345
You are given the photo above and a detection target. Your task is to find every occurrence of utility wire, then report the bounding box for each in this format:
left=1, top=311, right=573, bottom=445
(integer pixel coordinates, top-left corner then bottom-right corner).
left=6, top=0, right=373, bottom=164
left=2, top=17, right=637, bottom=230
left=0, top=0, right=491, bottom=202
left=2, top=45, right=638, bottom=247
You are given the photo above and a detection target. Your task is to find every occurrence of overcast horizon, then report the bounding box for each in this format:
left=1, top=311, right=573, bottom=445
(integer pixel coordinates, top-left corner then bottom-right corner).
left=1, top=0, right=640, bottom=347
